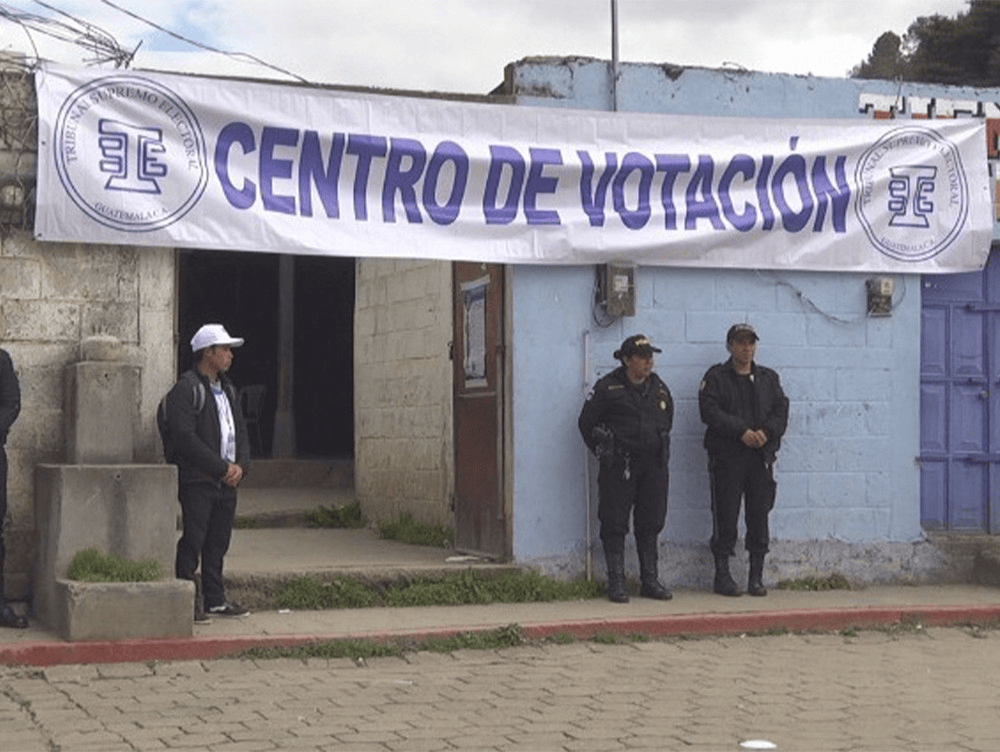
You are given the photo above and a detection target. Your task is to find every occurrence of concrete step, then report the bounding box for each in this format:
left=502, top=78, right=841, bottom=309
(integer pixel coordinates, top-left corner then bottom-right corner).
left=224, top=527, right=516, bottom=611
left=224, top=483, right=516, bottom=610
left=242, top=458, right=353, bottom=489
left=234, top=486, right=357, bottom=529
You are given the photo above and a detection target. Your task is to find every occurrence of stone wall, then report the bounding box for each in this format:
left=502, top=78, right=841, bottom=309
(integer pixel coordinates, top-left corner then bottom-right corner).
left=0, top=230, right=176, bottom=596
left=0, top=58, right=178, bottom=598
left=354, top=258, right=453, bottom=527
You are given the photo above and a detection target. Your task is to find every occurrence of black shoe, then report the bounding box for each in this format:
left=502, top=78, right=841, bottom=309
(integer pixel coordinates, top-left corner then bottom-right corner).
left=193, top=606, right=211, bottom=625
left=607, top=582, right=629, bottom=603
left=747, top=578, right=768, bottom=597
left=713, top=573, right=742, bottom=597
left=0, top=603, right=27, bottom=629
left=207, top=603, right=250, bottom=618
left=640, top=580, right=673, bottom=600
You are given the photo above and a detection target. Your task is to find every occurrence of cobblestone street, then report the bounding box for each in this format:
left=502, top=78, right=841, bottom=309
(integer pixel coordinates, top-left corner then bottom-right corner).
left=0, top=625, right=997, bottom=751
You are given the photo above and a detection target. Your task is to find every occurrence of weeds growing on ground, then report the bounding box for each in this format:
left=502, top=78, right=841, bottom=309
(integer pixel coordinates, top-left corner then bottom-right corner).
left=276, top=576, right=378, bottom=610
left=66, top=547, right=164, bottom=582
left=272, top=569, right=605, bottom=610
left=378, top=512, right=452, bottom=548
left=307, top=501, right=365, bottom=529
left=775, top=573, right=852, bottom=591
left=384, top=569, right=604, bottom=607
left=242, top=639, right=405, bottom=661
left=423, top=624, right=524, bottom=653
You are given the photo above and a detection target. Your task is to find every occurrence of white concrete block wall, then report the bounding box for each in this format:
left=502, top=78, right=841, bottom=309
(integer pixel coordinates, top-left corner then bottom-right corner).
left=354, top=258, right=454, bottom=527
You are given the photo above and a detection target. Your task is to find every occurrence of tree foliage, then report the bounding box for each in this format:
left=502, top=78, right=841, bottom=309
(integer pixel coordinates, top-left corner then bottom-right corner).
left=851, top=0, right=1000, bottom=86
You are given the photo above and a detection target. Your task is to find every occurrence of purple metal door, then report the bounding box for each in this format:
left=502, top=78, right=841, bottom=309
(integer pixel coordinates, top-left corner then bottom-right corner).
left=920, top=248, right=1000, bottom=532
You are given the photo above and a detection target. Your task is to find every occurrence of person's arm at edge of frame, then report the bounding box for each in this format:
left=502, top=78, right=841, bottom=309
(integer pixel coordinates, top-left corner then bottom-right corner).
left=0, top=350, right=19, bottom=443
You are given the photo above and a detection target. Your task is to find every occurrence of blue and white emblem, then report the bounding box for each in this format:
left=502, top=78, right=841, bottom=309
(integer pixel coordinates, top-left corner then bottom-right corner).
left=52, top=74, right=208, bottom=233
left=854, top=125, right=969, bottom=263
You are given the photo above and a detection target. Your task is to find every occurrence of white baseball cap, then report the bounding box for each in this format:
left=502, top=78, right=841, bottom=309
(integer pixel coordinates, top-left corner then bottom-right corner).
left=190, top=324, right=244, bottom=352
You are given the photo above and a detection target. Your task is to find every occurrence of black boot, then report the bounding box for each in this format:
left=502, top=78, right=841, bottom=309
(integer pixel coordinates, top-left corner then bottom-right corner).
left=0, top=601, right=26, bottom=629
left=0, top=563, right=27, bottom=629
left=748, top=552, right=767, bottom=597
left=713, top=553, right=741, bottom=597
left=603, top=541, right=629, bottom=603
left=637, top=537, right=672, bottom=600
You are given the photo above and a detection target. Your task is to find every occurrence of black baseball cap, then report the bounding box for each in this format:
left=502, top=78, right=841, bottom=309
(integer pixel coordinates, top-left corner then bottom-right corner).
left=614, top=334, right=662, bottom=360
left=726, top=323, right=759, bottom=343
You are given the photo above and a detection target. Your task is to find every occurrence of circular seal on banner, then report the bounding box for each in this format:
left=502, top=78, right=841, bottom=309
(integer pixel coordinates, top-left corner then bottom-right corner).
left=52, top=74, right=208, bottom=233
left=854, top=125, right=969, bottom=263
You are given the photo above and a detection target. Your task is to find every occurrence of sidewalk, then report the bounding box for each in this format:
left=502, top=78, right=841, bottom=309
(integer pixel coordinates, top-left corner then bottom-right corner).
left=1, top=567, right=998, bottom=668
left=2, top=484, right=998, bottom=667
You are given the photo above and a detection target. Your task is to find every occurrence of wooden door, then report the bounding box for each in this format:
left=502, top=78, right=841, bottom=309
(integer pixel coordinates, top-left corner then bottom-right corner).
left=452, top=262, right=506, bottom=558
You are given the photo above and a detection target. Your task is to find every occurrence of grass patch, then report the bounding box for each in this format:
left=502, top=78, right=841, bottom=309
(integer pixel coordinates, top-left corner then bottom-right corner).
left=424, top=624, right=524, bottom=652
left=242, top=639, right=405, bottom=661
left=233, top=516, right=260, bottom=529
left=276, top=576, right=378, bottom=610
left=307, top=501, right=365, bottom=529
left=775, top=573, right=852, bottom=592
left=272, top=569, right=605, bottom=611
left=378, top=512, right=452, bottom=548
left=66, top=547, right=165, bottom=583
left=383, top=569, right=604, bottom=607
left=592, top=631, right=625, bottom=644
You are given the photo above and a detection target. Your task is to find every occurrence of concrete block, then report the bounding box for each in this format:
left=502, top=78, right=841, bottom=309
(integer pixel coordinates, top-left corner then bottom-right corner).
left=64, top=362, right=139, bottom=464
left=34, top=464, right=178, bottom=630
left=55, top=579, right=193, bottom=641
left=3, top=300, right=79, bottom=341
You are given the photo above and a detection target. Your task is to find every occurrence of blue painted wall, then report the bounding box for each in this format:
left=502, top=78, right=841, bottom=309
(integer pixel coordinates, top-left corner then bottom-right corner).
left=505, top=58, right=997, bottom=575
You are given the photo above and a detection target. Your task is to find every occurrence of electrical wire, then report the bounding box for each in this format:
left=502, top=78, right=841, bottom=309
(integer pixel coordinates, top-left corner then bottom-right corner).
left=94, top=0, right=313, bottom=84
left=2, top=0, right=313, bottom=83
left=1, top=1, right=131, bottom=66
left=755, top=268, right=908, bottom=324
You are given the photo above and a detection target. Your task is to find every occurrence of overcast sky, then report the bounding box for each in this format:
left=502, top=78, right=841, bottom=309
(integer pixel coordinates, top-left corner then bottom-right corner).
left=1, top=0, right=973, bottom=92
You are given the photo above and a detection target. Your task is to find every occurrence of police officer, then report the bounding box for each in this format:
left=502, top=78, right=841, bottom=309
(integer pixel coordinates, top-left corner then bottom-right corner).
left=699, top=323, right=789, bottom=597
left=579, top=334, right=674, bottom=603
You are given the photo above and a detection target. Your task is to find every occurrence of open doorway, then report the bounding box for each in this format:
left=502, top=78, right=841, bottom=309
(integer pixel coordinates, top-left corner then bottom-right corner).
left=177, top=250, right=355, bottom=459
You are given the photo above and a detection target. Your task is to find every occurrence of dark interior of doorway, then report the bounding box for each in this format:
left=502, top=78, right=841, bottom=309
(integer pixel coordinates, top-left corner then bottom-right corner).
left=177, top=250, right=355, bottom=459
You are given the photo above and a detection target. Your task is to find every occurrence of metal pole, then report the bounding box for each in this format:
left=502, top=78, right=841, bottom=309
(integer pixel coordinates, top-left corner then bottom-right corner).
left=271, top=254, right=296, bottom=457
left=583, top=330, right=593, bottom=581
left=610, top=0, right=619, bottom=111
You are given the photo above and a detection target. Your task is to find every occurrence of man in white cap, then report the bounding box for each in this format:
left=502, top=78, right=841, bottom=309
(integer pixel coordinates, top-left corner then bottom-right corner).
left=699, top=323, right=788, bottom=598
left=163, top=324, right=250, bottom=621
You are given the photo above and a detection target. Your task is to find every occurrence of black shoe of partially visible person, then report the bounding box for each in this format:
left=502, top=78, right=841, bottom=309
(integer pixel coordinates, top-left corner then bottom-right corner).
left=194, top=604, right=211, bottom=625
left=0, top=602, right=27, bottom=629
left=208, top=603, right=250, bottom=618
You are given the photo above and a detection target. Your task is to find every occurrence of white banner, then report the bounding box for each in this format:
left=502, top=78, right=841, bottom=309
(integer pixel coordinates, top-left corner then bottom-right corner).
left=34, top=64, right=993, bottom=272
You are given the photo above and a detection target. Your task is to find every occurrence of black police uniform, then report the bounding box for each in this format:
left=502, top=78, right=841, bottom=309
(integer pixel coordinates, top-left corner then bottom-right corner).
left=579, top=353, right=673, bottom=601
left=699, top=356, right=788, bottom=593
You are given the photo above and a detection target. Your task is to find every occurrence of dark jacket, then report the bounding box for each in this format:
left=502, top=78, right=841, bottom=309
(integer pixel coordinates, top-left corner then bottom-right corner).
left=164, top=368, right=250, bottom=486
left=0, top=349, right=19, bottom=445
left=699, top=358, right=789, bottom=463
left=578, top=366, right=673, bottom=461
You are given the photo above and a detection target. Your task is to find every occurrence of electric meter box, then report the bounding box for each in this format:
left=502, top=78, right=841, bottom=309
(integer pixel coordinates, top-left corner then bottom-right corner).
left=602, top=264, right=636, bottom=317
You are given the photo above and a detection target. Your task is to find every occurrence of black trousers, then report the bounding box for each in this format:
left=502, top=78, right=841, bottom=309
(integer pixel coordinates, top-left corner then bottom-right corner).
left=0, top=446, right=7, bottom=586
left=175, top=482, right=237, bottom=609
left=708, top=449, right=776, bottom=557
left=597, top=452, right=668, bottom=547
